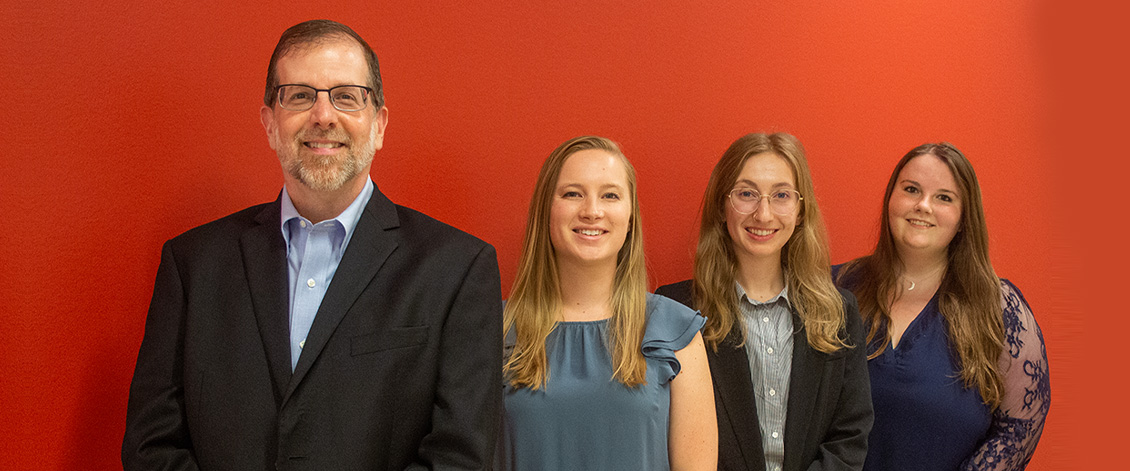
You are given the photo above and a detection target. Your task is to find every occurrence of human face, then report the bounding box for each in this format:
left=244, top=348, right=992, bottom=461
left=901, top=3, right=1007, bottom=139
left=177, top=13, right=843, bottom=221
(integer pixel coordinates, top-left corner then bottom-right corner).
left=549, top=149, right=632, bottom=268
left=260, top=39, right=389, bottom=193
left=725, top=152, right=799, bottom=266
left=887, top=154, right=963, bottom=257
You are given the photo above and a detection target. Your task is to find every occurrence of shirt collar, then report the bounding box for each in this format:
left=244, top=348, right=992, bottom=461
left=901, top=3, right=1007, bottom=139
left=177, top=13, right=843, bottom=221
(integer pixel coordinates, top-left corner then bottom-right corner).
left=735, top=281, right=793, bottom=309
left=279, top=179, right=375, bottom=243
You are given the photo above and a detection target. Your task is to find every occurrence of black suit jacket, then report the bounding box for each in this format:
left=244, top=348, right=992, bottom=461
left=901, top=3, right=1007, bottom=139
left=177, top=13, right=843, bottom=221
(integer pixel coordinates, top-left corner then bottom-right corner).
left=123, top=188, right=503, bottom=471
left=655, top=280, right=872, bottom=471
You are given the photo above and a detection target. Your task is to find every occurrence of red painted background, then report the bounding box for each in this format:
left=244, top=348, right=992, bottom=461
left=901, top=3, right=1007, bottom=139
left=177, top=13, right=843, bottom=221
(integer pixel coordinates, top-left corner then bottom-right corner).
left=3, top=1, right=1122, bottom=469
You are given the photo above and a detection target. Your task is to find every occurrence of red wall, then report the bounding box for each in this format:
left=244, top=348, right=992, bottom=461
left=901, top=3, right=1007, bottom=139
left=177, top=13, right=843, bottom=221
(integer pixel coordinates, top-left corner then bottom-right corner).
left=3, top=1, right=1116, bottom=469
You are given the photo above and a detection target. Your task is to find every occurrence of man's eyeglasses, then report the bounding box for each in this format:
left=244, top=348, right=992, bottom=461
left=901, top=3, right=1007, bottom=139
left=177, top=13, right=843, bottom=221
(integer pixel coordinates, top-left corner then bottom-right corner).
left=274, top=84, right=373, bottom=112
left=728, top=188, right=803, bottom=215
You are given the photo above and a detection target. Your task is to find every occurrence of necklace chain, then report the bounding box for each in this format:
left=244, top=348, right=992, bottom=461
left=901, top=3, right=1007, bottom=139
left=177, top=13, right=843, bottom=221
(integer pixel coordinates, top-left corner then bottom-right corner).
left=903, top=265, right=945, bottom=291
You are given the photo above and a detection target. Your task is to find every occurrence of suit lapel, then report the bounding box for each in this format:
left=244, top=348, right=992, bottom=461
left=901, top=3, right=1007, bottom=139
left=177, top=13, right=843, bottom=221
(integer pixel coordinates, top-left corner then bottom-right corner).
left=285, top=188, right=400, bottom=401
left=782, top=311, right=822, bottom=471
left=711, top=330, right=766, bottom=471
left=241, top=199, right=292, bottom=404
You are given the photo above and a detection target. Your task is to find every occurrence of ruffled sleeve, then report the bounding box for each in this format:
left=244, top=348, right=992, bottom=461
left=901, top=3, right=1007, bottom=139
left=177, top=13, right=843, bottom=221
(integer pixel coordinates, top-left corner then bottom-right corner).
left=962, top=280, right=1051, bottom=470
left=641, top=293, right=707, bottom=384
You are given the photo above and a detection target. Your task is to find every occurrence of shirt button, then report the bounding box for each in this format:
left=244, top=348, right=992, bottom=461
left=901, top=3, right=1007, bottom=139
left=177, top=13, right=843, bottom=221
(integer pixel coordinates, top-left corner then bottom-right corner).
left=762, top=316, right=769, bottom=323
left=769, top=388, right=776, bottom=396
left=299, top=220, right=307, bottom=228
left=299, top=340, right=306, bottom=348
left=767, top=347, right=774, bottom=354
left=307, top=278, right=316, bottom=288
left=771, top=431, right=779, bottom=438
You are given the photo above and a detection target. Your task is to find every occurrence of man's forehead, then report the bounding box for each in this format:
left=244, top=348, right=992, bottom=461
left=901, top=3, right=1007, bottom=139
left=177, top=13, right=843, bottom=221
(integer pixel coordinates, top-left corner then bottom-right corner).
left=275, top=39, right=369, bottom=85
left=280, top=34, right=364, bottom=60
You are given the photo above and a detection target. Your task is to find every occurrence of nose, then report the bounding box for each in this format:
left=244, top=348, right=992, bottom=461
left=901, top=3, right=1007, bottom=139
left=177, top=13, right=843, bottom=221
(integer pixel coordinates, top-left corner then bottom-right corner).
left=579, top=197, right=603, bottom=221
left=913, top=194, right=932, bottom=213
left=307, top=90, right=339, bottom=128
left=752, top=196, right=773, bottom=221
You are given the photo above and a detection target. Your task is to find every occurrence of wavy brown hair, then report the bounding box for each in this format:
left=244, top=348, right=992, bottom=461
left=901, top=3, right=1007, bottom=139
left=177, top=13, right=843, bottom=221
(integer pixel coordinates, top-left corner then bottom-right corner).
left=836, top=143, right=1005, bottom=408
left=693, top=133, right=848, bottom=353
left=504, top=136, right=650, bottom=389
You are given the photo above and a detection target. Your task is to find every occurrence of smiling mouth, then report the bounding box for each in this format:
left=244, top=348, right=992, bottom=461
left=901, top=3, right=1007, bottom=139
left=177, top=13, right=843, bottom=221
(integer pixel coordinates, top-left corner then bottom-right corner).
left=746, top=228, right=777, bottom=236
left=576, top=229, right=605, bottom=236
left=304, top=142, right=344, bottom=149
left=907, top=219, right=934, bottom=228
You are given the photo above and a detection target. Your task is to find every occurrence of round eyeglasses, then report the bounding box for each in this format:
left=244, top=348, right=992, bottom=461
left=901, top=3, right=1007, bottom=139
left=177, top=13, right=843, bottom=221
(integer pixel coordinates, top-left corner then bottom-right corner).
left=728, top=188, right=803, bottom=215
left=274, top=84, right=373, bottom=112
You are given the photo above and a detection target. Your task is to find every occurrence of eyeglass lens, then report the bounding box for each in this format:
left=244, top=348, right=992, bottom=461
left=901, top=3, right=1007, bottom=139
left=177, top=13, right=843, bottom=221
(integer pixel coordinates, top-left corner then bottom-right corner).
left=278, top=85, right=368, bottom=111
left=730, top=189, right=799, bottom=215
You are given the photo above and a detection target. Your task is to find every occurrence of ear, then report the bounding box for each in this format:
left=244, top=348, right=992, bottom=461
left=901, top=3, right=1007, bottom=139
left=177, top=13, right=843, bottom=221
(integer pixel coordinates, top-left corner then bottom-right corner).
left=260, top=105, right=278, bottom=150
left=370, top=106, right=389, bottom=151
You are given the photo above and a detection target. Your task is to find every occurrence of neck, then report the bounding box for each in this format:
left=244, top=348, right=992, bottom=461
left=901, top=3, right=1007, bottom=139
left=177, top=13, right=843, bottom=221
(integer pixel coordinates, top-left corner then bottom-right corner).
left=556, top=258, right=616, bottom=321
left=896, top=248, right=948, bottom=291
left=286, top=177, right=367, bottom=223
left=735, top=253, right=786, bottom=302
left=897, top=248, right=948, bottom=278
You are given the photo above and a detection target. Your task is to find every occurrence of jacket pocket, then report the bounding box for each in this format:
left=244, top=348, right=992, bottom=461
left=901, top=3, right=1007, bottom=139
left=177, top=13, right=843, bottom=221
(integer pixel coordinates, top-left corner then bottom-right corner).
left=350, top=326, right=428, bottom=356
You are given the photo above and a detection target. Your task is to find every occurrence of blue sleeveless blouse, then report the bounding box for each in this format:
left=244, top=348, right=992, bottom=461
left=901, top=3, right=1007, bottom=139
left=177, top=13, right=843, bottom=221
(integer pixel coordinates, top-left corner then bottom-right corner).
left=498, top=294, right=706, bottom=471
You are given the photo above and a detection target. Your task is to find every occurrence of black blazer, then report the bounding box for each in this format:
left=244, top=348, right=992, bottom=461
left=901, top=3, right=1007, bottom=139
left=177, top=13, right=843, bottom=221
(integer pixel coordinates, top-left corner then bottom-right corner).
left=655, top=280, right=872, bottom=471
left=123, top=188, right=503, bottom=471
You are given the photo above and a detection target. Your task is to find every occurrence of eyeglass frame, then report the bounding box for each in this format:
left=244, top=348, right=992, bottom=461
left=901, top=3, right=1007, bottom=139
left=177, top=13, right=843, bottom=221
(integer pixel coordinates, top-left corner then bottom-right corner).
left=727, top=187, right=804, bottom=215
left=272, top=84, right=375, bottom=112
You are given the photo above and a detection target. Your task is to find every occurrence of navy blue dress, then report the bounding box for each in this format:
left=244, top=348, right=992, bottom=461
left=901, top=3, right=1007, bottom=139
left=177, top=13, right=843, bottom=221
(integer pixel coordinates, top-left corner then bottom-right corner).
left=835, top=266, right=1050, bottom=470
left=498, top=294, right=706, bottom=471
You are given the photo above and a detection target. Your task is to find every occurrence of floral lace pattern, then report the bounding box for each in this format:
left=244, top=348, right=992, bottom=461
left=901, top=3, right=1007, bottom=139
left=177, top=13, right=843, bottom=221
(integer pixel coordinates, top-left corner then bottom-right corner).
left=962, top=280, right=1050, bottom=470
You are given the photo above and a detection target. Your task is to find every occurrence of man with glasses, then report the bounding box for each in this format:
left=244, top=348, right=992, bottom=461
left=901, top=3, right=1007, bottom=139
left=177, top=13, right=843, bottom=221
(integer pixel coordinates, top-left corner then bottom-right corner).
left=123, top=20, right=503, bottom=470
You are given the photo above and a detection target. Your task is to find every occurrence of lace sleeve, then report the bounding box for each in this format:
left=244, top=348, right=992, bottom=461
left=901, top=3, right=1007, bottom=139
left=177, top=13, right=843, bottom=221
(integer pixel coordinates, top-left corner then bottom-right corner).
left=962, top=280, right=1051, bottom=470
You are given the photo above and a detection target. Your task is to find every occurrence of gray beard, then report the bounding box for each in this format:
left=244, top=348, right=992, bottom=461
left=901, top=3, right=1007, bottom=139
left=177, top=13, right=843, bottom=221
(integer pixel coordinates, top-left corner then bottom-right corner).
left=274, top=126, right=377, bottom=192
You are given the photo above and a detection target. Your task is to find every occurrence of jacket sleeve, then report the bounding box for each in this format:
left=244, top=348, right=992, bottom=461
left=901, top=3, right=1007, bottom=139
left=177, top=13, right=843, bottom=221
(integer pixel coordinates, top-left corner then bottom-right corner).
left=406, top=244, right=504, bottom=471
left=961, top=281, right=1050, bottom=471
left=806, top=291, right=874, bottom=471
left=122, top=241, right=200, bottom=471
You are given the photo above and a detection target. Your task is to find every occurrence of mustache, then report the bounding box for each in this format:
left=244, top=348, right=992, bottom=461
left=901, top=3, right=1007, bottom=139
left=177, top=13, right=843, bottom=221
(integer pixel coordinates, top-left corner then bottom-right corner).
left=294, top=129, right=352, bottom=146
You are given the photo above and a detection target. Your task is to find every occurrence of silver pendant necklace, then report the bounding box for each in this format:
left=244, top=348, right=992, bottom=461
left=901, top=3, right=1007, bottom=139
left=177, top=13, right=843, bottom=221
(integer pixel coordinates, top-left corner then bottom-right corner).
left=904, top=265, right=945, bottom=291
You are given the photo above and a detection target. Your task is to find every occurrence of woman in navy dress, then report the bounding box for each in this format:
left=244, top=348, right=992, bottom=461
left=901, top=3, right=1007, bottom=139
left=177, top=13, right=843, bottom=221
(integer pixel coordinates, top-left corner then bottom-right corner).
left=657, top=133, right=873, bottom=471
left=497, top=136, right=717, bottom=471
left=835, top=143, right=1050, bottom=470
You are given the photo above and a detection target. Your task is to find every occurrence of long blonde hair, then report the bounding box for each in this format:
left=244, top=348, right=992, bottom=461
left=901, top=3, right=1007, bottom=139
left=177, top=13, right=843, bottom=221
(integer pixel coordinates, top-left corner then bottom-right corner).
left=504, top=136, right=650, bottom=389
left=693, top=132, right=848, bottom=353
left=836, top=143, right=1005, bottom=408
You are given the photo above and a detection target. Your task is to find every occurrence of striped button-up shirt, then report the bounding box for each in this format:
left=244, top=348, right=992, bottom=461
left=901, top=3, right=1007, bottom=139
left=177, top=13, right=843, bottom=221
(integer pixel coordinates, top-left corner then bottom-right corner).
left=737, top=283, right=794, bottom=471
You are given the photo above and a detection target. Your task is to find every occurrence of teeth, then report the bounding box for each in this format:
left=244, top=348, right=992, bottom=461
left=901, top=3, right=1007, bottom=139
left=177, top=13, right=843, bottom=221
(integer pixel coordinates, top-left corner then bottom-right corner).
left=909, top=219, right=932, bottom=227
left=306, top=142, right=341, bottom=148
left=748, top=229, right=774, bottom=236
left=577, top=229, right=602, bottom=236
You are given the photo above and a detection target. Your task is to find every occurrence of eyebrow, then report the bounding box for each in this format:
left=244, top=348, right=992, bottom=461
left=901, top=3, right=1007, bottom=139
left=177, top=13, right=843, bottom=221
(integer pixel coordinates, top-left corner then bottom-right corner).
left=899, top=179, right=958, bottom=195
left=734, top=179, right=794, bottom=189
left=557, top=182, right=627, bottom=192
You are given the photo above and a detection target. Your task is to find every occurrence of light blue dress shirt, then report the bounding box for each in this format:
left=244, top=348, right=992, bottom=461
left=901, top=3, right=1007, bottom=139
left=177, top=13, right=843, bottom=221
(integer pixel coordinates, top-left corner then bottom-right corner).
left=279, top=180, right=374, bottom=371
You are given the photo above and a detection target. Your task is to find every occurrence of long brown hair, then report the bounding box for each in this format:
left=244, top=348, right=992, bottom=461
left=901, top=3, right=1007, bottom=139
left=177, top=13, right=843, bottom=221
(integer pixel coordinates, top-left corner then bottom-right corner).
left=837, top=143, right=1005, bottom=408
left=504, top=136, right=650, bottom=389
left=693, top=132, right=848, bottom=353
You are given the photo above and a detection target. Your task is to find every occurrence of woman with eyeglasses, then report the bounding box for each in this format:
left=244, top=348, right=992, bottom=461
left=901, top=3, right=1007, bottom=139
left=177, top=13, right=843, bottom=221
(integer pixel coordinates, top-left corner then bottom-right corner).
left=498, top=136, right=717, bottom=471
left=657, top=133, right=872, bottom=471
left=833, top=143, right=1049, bottom=470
